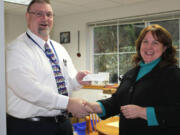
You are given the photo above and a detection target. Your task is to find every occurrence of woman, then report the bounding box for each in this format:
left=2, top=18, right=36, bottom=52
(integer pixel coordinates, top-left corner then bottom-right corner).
left=87, top=24, right=180, bottom=135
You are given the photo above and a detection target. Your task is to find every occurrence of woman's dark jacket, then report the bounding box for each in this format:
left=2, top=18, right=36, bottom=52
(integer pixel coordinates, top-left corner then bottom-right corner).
left=99, top=64, right=180, bottom=135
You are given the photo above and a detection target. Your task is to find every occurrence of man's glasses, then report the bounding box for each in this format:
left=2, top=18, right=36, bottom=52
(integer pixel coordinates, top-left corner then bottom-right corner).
left=28, top=11, right=54, bottom=18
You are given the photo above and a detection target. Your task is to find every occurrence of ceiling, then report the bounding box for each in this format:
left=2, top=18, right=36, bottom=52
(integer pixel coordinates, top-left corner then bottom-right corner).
left=4, top=0, right=150, bottom=17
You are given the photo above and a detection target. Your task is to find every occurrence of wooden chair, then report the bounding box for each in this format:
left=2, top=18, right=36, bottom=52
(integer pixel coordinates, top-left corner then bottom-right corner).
left=85, top=113, right=100, bottom=135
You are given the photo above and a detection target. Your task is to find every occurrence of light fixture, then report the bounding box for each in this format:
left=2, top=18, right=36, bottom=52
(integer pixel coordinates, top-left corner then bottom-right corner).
left=4, top=0, right=31, bottom=5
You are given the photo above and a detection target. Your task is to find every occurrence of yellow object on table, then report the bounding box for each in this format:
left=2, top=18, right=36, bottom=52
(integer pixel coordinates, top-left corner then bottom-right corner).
left=96, top=116, right=119, bottom=135
left=83, top=84, right=118, bottom=94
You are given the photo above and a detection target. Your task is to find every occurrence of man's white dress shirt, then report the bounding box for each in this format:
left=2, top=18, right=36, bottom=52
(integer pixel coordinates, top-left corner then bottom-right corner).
left=6, top=29, right=81, bottom=118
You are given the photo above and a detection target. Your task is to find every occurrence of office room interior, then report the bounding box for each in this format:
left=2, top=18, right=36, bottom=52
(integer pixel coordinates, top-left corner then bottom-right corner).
left=1, top=0, right=180, bottom=134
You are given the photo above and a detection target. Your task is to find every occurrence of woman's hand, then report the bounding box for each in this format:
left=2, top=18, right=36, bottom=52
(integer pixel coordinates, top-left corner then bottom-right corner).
left=120, top=104, right=147, bottom=120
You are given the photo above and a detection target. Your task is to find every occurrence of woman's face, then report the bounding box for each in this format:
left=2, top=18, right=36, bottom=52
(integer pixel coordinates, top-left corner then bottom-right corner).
left=140, top=31, right=167, bottom=63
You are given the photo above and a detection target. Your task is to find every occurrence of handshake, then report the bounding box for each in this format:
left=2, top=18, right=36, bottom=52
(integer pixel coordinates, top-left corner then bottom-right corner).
left=67, top=97, right=102, bottom=118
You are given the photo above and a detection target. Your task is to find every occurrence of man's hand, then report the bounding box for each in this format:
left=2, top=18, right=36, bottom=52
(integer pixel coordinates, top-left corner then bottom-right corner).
left=67, top=97, right=93, bottom=118
left=76, top=71, right=91, bottom=85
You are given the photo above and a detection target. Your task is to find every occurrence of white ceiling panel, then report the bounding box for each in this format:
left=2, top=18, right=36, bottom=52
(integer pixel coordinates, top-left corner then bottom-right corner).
left=51, top=1, right=93, bottom=16
left=79, top=0, right=121, bottom=10
left=56, top=0, right=98, bottom=5
left=122, top=0, right=147, bottom=5
left=4, top=0, right=155, bottom=16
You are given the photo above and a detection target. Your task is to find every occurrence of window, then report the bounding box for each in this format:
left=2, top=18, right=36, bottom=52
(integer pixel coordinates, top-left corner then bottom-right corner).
left=150, top=20, right=180, bottom=64
left=91, top=16, right=180, bottom=84
left=118, top=23, right=144, bottom=77
left=94, top=26, right=118, bottom=83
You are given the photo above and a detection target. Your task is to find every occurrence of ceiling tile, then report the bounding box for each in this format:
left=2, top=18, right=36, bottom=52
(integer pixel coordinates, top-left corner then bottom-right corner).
left=4, top=0, right=155, bottom=16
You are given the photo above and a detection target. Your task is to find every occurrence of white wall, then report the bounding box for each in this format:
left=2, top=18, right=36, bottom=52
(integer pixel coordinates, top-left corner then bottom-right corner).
left=5, top=13, right=26, bottom=44
left=5, top=0, right=180, bottom=71
left=0, top=1, right=6, bottom=135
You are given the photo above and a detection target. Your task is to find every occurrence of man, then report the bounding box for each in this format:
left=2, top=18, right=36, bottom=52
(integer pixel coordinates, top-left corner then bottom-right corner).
left=6, top=0, right=91, bottom=135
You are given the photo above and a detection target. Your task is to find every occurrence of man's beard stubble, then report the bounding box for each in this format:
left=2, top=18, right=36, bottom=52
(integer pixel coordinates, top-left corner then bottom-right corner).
left=38, top=27, right=50, bottom=38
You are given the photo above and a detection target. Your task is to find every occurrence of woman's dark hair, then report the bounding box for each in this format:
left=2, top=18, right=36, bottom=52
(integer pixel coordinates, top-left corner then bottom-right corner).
left=132, top=24, right=177, bottom=67
left=27, top=0, right=50, bottom=12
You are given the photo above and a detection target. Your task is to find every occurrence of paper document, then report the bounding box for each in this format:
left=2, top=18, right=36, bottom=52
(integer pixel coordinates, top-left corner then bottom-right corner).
left=83, top=73, right=109, bottom=81
left=106, top=121, right=119, bottom=127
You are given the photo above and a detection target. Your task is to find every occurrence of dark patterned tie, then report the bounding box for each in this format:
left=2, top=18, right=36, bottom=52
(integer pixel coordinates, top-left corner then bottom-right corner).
left=44, top=43, right=68, bottom=96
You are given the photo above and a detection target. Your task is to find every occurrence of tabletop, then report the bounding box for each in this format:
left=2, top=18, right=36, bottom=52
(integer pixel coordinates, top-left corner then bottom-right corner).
left=96, top=116, right=119, bottom=135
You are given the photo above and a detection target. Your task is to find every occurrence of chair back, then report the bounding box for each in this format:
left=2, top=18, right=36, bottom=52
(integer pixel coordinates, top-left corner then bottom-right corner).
left=85, top=113, right=100, bottom=135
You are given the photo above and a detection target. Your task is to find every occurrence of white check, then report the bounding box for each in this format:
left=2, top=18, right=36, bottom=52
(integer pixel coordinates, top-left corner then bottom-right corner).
left=83, top=73, right=109, bottom=81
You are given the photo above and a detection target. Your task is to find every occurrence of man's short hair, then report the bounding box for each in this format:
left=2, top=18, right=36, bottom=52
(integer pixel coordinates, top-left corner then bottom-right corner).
left=27, top=0, right=51, bottom=12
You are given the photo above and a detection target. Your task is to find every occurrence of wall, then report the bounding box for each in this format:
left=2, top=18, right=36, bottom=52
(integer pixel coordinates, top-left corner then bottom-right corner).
left=5, top=14, right=26, bottom=44
left=0, top=1, right=6, bottom=135
left=5, top=0, right=180, bottom=71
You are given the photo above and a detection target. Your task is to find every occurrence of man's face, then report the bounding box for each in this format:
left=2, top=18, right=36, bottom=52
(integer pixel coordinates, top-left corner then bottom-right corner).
left=26, top=2, right=53, bottom=41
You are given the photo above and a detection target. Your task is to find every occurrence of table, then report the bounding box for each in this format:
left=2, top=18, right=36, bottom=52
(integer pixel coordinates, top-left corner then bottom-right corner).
left=82, top=84, right=118, bottom=94
left=96, top=116, right=119, bottom=135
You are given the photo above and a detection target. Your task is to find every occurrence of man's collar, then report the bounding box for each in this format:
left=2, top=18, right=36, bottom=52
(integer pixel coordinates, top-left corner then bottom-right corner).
left=27, top=29, right=51, bottom=48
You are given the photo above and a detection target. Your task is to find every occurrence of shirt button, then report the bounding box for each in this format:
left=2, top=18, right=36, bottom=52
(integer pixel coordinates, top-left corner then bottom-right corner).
left=129, top=86, right=133, bottom=93
left=162, top=120, right=166, bottom=124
